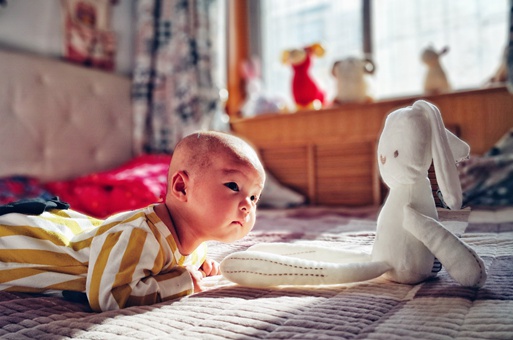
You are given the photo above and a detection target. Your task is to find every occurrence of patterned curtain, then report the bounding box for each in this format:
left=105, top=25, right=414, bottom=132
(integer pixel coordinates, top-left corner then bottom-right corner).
left=508, top=0, right=513, bottom=93
left=132, top=0, right=219, bottom=154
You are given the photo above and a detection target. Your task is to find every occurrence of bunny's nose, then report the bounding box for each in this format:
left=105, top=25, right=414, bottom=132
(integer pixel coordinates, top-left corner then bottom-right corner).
left=380, top=154, right=386, bottom=165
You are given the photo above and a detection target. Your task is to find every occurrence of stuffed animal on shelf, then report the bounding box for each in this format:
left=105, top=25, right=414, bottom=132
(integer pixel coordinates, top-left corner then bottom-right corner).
left=239, top=57, right=288, bottom=117
left=221, top=100, right=487, bottom=289
left=421, top=45, right=451, bottom=95
left=282, top=43, right=326, bottom=110
left=332, top=56, right=375, bottom=104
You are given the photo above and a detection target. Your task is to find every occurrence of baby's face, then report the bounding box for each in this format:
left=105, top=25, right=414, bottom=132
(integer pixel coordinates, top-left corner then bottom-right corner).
left=187, top=157, right=265, bottom=243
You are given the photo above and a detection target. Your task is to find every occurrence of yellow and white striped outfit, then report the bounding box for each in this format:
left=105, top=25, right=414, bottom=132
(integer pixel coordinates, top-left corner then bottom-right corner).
left=0, top=205, right=207, bottom=312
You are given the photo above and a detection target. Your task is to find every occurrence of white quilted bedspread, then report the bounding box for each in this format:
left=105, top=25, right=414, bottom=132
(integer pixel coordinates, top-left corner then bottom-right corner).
left=1, top=207, right=512, bottom=339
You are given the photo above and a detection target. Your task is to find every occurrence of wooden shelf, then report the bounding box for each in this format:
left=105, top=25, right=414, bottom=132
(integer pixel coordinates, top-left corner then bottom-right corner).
left=232, top=86, right=513, bottom=206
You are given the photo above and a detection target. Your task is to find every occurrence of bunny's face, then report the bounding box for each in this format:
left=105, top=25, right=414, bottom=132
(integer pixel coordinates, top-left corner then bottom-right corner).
left=378, top=108, right=432, bottom=188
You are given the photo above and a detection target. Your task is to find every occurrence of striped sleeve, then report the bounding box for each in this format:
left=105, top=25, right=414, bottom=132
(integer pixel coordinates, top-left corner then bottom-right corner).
left=86, top=225, right=193, bottom=312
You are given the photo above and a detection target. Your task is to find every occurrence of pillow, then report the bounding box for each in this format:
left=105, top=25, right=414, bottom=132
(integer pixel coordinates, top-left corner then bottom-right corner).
left=0, top=176, right=54, bottom=205
left=45, top=154, right=172, bottom=218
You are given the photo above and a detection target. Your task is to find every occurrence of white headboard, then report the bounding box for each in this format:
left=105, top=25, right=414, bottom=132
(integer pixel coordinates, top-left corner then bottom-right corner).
left=0, top=49, right=133, bottom=182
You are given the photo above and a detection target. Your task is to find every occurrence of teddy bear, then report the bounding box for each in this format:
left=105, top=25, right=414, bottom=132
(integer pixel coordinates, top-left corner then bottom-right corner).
left=282, top=43, right=326, bottom=110
left=220, top=100, right=487, bottom=289
left=331, top=56, right=375, bottom=104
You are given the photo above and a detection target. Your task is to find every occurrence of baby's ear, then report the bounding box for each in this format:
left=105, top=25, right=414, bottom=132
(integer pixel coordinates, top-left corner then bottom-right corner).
left=170, top=171, right=188, bottom=201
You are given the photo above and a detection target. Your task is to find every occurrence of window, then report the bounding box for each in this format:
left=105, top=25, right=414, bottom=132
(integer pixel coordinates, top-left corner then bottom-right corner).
left=260, top=0, right=362, bottom=104
left=257, top=0, right=509, bottom=102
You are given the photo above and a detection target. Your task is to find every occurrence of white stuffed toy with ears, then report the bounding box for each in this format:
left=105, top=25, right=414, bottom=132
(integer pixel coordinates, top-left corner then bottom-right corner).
left=221, top=100, right=487, bottom=288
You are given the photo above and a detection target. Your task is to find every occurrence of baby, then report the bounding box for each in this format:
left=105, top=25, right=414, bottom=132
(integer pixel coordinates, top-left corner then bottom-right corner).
left=0, top=131, right=265, bottom=312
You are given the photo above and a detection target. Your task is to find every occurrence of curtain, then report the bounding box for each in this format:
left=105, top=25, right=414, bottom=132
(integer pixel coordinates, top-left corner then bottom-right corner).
left=132, top=0, right=219, bottom=154
left=508, top=0, right=513, bottom=93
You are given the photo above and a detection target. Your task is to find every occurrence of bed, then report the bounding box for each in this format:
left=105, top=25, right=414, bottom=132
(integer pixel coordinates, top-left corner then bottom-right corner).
left=1, top=49, right=513, bottom=339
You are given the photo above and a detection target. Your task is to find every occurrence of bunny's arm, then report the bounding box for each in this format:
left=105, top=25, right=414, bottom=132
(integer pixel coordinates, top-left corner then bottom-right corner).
left=220, top=250, right=390, bottom=288
left=403, top=205, right=487, bottom=287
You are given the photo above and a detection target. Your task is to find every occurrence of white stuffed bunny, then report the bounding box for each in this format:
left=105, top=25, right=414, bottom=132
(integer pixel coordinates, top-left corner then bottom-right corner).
left=422, top=46, right=451, bottom=95
left=221, top=100, right=487, bottom=288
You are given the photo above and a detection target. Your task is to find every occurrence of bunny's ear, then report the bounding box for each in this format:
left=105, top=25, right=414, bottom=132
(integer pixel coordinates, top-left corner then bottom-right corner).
left=413, top=100, right=469, bottom=210
left=446, top=129, right=470, bottom=161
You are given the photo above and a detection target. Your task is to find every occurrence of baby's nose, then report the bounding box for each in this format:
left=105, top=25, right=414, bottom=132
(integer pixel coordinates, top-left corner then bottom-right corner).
left=239, top=197, right=251, bottom=212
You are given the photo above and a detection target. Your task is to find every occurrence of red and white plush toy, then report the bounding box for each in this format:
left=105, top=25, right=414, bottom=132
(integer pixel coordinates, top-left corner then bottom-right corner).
left=221, top=100, right=487, bottom=289
left=282, top=43, right=326, bottom=110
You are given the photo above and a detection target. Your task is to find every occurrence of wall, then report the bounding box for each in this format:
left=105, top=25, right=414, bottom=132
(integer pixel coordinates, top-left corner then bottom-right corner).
left=0, top=0, right=135, bottom=75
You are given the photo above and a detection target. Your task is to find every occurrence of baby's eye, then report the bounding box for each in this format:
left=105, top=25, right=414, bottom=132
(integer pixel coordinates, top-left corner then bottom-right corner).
left=250, top=195, right=260, bottom=203
left=225, top=182, right=239, bottom=192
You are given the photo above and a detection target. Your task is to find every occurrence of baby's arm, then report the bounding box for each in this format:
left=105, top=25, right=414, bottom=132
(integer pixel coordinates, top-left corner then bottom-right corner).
left=87, top=228, right=198, bottom=312
left=186, top=265, right=205, bottom=292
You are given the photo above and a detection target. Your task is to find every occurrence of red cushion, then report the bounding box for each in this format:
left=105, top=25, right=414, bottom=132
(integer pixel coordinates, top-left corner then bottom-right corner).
left=45, top=154, right=172, bottom=218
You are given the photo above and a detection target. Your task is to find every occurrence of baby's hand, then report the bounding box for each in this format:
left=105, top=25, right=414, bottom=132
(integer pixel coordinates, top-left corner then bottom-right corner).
left=186, top=259, right=220, bottom=293
left=186, top=266, right=205, bottom=293
left=200, top=258, right=220, bottom=277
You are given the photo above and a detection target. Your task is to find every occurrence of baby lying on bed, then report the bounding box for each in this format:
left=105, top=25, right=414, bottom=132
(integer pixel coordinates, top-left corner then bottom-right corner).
left=0, top=131, right=265, bottom=312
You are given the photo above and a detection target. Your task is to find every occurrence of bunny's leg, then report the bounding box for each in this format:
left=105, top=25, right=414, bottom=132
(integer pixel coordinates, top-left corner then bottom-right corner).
left=403, top=205, right=487, bottom=287
left=248, top=243, right=371, bottom=263
left=220, top=250, right=390, bottom=287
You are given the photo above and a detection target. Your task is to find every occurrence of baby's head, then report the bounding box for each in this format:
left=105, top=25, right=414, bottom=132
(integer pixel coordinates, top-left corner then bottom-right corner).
left=166, top=131, right=266, bottom=243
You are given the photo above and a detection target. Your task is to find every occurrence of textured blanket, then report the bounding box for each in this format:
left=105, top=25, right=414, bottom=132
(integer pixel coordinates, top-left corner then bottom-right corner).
left=459, top=128, right=513, bottom=207
left=1, top=207, right=512, bottom=339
